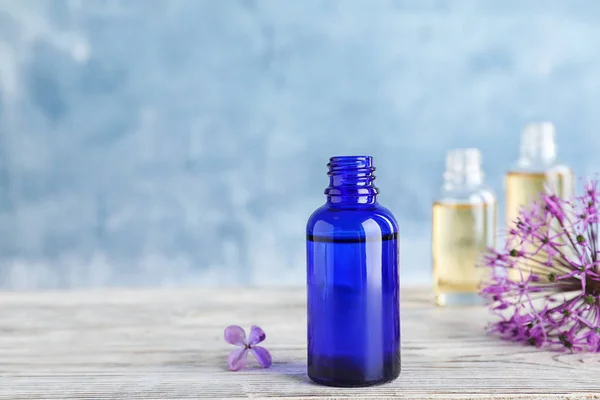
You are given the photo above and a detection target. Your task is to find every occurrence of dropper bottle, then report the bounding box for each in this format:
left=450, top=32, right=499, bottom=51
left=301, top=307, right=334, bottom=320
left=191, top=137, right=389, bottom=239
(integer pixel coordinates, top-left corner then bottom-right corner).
left=432, top=148, right=496, bottom=306
left=505, top=123, right=574, bottom=279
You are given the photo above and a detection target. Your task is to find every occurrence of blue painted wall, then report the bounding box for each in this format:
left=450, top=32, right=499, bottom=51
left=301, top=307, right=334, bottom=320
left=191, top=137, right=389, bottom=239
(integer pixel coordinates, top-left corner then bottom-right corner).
left=1, top=0, right=599, bottom=289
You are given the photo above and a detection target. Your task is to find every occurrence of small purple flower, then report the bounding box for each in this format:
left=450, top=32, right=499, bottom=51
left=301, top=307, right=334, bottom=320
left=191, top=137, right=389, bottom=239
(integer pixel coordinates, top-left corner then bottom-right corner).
left=224, top=325, right=272, bottom=371
left=480, top=178, right=600, bottom=352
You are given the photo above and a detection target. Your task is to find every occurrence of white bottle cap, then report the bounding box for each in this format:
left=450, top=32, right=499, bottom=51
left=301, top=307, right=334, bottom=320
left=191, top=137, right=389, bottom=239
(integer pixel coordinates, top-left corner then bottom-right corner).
left=444, top=148, right=484, bottom=186
left=519, top=122, right=557, bottom=167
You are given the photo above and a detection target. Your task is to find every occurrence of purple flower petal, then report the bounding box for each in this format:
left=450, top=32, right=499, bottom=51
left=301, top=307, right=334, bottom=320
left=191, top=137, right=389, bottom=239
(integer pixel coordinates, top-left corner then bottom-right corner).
left=247, top=325, right=266, bottom=345
left=224, top=325, right=247, bottom=346
left=251, top=345, right=272, bottom=368
left=228, top=347, right=248, bottom=371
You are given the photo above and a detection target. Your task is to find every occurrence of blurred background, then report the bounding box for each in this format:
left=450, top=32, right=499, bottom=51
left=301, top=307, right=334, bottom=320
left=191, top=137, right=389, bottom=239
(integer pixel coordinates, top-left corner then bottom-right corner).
left=0, top=0, right=598, bottom=290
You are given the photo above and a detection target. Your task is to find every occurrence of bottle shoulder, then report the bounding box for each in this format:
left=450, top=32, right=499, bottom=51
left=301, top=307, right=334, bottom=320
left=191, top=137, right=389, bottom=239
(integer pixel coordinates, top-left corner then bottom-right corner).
left=306, top=203, right=399, bottom=237
left=508, top=160, right=572, bottom=175
left=436, top=185, right=496, bottom=206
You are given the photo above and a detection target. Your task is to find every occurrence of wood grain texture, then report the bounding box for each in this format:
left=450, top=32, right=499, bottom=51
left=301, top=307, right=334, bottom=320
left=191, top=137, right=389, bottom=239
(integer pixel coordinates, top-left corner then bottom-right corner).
left=0, top=287, right=599, bottom=400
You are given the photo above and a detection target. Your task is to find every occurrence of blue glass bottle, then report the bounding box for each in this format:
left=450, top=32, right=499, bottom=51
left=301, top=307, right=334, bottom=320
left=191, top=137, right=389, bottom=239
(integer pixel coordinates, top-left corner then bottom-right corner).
left=306, top=156, right=400, bottom=387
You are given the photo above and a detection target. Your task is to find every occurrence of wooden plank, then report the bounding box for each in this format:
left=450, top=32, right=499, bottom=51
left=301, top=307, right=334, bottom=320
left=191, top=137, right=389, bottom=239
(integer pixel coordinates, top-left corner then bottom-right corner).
left=0, top=287, right=599, bottom=399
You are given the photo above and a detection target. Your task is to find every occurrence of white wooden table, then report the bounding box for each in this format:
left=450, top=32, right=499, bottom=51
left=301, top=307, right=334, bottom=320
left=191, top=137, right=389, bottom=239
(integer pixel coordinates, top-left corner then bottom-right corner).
left=1, top=287, right=599, bottom=399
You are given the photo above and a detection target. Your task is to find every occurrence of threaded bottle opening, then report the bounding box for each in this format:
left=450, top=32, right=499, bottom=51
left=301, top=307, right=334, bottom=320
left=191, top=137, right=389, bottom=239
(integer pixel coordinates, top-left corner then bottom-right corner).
left=325, top=156, right=379, bottom=204
left=327, top=156, right=375, bottom=176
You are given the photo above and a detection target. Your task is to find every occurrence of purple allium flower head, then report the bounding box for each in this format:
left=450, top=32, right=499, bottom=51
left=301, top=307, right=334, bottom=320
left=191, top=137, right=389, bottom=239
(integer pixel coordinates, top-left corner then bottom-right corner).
left=481, top=178, right=600, bottom=352
left=224, top=325, right=272, bottom=370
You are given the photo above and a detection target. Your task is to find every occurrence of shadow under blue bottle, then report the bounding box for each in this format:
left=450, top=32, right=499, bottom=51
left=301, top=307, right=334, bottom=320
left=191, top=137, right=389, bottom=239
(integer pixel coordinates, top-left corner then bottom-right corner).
left=306, top=156, right=400, bottom=387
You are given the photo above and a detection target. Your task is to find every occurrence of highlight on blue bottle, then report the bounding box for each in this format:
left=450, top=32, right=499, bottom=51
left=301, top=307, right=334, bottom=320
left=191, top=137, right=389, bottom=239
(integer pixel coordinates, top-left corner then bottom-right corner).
left=306, top=155, right=401, bottom=387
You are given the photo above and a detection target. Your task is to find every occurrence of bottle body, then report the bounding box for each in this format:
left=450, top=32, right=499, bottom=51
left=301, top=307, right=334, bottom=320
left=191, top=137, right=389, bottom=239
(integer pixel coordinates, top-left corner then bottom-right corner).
left=505, top=165, right=573, bottom=280
left=432, top=149, right=496, bottom=306
left=306, top=156, right=400, bottom=387
left=432, top=191, right=496, bottom=305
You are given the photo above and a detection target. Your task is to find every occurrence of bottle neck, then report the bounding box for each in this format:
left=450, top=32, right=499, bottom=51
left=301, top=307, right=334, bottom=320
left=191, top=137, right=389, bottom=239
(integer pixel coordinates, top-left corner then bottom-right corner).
left=325, top=156, right=379, bottom=207
left=443, top=148, right=484, bottom=191
left=518, top=122, right=557, bottom=169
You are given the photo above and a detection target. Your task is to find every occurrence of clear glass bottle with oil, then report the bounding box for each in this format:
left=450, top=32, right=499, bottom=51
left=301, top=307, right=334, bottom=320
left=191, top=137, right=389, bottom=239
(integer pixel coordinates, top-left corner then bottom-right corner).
left=505, top=123, right=574, bottom=279
left=432, top=148, right=496, bottom=306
